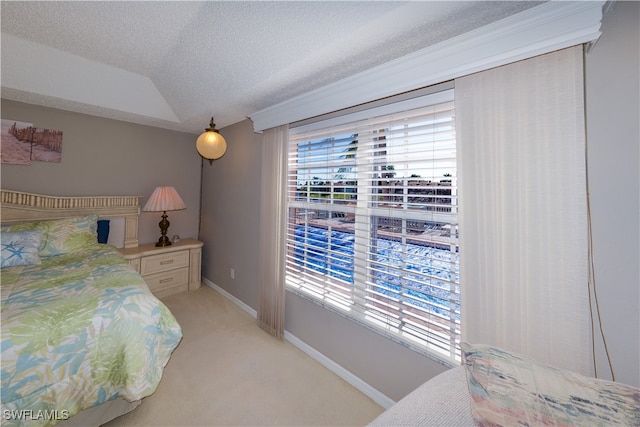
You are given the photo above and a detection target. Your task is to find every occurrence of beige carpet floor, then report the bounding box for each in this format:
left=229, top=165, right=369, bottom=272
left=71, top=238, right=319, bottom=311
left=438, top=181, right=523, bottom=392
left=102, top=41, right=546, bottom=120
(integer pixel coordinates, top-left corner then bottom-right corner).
left=103, top=285, right=384, bottom=426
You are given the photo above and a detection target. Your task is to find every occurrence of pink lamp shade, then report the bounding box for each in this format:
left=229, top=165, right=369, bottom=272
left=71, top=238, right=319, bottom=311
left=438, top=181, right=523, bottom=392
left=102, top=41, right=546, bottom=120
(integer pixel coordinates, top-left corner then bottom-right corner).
left=143, top=186, right=186, bottom=212
left=143, top=186, right=186, bottom=247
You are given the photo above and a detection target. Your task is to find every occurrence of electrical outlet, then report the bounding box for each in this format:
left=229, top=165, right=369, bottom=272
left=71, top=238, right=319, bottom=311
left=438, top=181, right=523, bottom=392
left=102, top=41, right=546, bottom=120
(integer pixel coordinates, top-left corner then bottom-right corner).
left=230, top=268, right=235, bottom=279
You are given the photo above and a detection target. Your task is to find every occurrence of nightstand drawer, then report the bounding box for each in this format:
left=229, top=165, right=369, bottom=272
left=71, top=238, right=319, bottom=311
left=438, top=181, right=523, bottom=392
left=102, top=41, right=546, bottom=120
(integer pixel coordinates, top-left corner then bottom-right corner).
left=119, top=238, right=203, bottom=298
left=144, top=267, right=189, bottom=295
left=140, top=250, right=189, bottom=276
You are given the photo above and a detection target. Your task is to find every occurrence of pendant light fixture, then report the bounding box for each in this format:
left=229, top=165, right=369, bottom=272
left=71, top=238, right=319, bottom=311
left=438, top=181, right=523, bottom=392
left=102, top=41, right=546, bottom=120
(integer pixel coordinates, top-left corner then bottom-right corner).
left=196, top=116, right=227, bottom=164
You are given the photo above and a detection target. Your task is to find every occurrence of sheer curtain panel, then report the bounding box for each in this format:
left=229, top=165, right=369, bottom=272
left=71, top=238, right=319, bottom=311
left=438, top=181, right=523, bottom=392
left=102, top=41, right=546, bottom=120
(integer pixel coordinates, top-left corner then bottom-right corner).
left=456, top=46, right=592, bottom=375
left=258, top=124, right=289, bottom=338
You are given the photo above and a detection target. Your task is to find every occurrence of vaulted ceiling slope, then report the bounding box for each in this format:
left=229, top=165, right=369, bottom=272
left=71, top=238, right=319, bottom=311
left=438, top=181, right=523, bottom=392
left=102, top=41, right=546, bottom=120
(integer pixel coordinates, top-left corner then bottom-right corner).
left=1, top=1, right=551, bottom=135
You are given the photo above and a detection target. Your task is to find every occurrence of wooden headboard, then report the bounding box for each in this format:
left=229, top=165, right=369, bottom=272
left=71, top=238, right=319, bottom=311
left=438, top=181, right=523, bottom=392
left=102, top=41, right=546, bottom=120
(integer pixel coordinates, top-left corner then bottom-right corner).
left=0, top=189, right=141, bottom=248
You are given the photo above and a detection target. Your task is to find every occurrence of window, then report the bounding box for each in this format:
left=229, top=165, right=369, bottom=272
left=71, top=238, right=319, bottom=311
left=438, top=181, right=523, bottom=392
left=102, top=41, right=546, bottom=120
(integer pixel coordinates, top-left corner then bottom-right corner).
left=286, top=90, right=459, bottom=364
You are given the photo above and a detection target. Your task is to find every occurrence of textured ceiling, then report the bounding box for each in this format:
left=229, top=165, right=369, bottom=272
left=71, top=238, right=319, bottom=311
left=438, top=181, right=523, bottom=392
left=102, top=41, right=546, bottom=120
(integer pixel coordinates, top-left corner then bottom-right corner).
left=1, top=1, right=542, bottom=134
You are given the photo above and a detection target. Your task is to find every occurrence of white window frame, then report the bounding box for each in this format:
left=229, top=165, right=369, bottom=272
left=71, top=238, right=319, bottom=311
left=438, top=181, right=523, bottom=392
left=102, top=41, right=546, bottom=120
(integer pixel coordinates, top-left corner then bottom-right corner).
left=286, top=89, right=459, bottom=365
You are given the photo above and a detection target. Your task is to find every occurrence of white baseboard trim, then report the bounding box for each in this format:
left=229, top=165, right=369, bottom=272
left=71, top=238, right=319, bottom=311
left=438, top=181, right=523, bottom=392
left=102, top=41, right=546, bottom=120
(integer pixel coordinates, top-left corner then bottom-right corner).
left=203, top=277, right=257, bottom=318
left=202, top=277, right=395, bottom=410
left=283, top=330, right=395, bottom=409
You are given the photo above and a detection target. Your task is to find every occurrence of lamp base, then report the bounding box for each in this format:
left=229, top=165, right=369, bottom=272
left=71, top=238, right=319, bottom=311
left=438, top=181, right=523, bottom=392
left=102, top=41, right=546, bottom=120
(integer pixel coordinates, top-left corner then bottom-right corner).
left=155, top=211, right=173, bottom=247
left=155, top=236, right=172, bottom=247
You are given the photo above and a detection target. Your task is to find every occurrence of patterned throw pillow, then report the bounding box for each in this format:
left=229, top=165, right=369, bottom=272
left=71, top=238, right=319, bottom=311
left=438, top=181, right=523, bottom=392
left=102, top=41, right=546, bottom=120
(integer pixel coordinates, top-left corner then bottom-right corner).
left=0, top=222, right=48, bottom=252
left=1, top=215, right=100, bottom=257
left=1, top=230, right=43, bottom=268
left=461, top=342, right=640, bottom=427
left=37, top=214, right=99, bottom=256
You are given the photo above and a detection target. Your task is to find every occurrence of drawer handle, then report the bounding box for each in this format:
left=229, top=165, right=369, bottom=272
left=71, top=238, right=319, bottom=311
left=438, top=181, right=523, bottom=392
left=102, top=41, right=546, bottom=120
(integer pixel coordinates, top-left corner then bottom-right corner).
left=159, top=278, right=174, bottom=284
left=160, top=260, right=174, bottom=265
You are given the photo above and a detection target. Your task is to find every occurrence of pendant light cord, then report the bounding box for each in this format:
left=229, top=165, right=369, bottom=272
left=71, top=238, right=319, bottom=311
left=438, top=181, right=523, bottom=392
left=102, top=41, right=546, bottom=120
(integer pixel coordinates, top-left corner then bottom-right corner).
left=198, top=157, right=204, bottom=239
left=583, top=45, right=615, bottom=381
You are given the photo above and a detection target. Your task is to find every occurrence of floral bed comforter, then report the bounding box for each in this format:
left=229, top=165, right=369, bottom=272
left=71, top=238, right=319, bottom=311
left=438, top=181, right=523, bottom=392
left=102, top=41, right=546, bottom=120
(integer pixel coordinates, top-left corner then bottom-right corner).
left=0, top=244, right=182, bottom=426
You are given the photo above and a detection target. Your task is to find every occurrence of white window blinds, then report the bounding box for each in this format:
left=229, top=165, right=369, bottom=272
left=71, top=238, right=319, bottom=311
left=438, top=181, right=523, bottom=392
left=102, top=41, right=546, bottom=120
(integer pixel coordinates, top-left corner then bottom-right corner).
left=286, top=90, right=460, bottom=363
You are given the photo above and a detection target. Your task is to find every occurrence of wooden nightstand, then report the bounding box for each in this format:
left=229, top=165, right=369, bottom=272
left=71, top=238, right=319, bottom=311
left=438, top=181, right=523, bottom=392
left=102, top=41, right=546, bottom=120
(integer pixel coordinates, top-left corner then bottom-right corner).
left=119, top=238, right=203, bottom=299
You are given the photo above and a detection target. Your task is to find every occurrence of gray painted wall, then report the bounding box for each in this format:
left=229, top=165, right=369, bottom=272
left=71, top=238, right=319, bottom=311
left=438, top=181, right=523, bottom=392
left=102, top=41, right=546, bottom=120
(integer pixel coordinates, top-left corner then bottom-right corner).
left=199, top=118, right=262, bottom=311
left=585, top=1, right=639, bottom=388
left=1, top=101, right=202, bottom=246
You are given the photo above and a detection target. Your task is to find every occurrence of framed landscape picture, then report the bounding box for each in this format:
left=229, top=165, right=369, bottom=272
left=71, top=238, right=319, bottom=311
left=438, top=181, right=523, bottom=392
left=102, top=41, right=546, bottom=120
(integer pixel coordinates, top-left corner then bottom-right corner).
left=1, top=118, right=63, bottom=165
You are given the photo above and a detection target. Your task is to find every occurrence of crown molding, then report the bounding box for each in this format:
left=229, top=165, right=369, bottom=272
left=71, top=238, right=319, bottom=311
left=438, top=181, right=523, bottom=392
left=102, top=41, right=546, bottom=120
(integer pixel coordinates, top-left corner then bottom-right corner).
left=251, top=1, right=605, bottom=132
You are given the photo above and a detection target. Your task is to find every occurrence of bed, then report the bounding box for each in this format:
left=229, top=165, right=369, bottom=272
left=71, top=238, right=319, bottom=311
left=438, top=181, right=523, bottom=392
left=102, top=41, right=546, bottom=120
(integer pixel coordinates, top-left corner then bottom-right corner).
left=1, top=189, right=183, bottom=426
left=369, top=343, right=640, bottom=426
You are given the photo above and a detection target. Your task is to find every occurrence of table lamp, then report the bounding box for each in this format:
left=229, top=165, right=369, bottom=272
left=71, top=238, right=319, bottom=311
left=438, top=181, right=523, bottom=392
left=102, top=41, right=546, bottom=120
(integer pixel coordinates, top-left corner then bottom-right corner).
left=143, top=186, right=186, bottom=247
